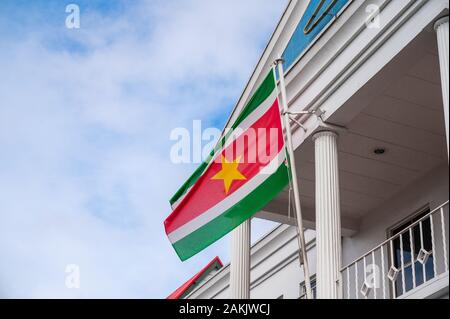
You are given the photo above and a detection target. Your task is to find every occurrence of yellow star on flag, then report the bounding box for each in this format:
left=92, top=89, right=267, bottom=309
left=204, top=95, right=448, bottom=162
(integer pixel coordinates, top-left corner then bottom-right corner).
left=211, top=155, right=247, bottom=194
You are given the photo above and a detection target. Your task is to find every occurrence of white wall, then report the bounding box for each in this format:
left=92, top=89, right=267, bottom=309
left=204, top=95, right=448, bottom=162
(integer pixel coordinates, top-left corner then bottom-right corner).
left=186, top=226, right=316, bottom=299
left=342, top=163, right=449, bottom=266
left=187, top=164, right=448, bottom=299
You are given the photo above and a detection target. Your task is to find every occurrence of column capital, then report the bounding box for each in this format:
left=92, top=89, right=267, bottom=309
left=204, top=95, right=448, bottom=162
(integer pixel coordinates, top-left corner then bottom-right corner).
left=312, top=129, right=339, bottom=141
left=434, top=16, right=449, bottom=31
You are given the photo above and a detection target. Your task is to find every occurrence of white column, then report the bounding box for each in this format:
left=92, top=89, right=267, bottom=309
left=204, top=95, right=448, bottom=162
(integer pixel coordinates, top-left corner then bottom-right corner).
left=313, top=130, right=342, bottom=299
left=230, top=220, right=251, bottom=299
left=434, top=16, right=449, bottom=160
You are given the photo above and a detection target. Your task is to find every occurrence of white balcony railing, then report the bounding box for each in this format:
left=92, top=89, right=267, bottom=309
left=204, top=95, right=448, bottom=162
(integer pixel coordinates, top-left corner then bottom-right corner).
left=340, top=201, right=449, bottom=299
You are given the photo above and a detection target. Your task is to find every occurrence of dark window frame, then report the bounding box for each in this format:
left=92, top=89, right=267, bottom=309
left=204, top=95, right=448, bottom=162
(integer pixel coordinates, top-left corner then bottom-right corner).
left=299, top=275, right=317, bottom=299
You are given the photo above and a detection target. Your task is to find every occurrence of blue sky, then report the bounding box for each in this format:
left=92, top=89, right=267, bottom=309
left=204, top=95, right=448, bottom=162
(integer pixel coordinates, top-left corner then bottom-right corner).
left=0, top=0, right=287, bottom=298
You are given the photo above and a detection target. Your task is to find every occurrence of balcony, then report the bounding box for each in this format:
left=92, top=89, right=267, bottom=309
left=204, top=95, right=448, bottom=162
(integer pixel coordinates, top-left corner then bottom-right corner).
left=340, top=201, right=449, bottom=299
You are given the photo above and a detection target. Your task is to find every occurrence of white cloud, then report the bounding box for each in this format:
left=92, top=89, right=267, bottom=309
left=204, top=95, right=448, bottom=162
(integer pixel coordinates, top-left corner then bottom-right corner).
left=0, top=0, right=286, bottom=298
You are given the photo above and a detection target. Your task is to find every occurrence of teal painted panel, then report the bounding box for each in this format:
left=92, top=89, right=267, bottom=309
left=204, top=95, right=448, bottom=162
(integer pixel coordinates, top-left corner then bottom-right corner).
left=283, top=0, right=349, bottom=71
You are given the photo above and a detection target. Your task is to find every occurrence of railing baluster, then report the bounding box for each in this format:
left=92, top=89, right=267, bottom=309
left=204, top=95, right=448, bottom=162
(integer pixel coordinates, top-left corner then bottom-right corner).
left=419, top=221, right=426, bottom=282
left=339, top=201, right=448, bottom=299
left=409, top=227, right=416, bottom=288
left=430, top=214, right=437, bottom=277
left=363, top=256, right=367, bottom=299
left=381, top=245, right=386, bottom=299
left=346, top=267, right=350, bottom=299
left=390, top=239, right=396, bottom=299
left=355, top=261, right=358, bottom=299
left=372, top=250, right=377, bottom=299
left=441, top=208, right=448, bottom=272
left=400, top=234, right=406, bottom=295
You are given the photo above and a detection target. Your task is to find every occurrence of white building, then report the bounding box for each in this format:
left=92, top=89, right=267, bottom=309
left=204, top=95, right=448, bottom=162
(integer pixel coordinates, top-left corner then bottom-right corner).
left=175, top=0, right=450, bottom=299
left=181, top=226, right=316, bottom=299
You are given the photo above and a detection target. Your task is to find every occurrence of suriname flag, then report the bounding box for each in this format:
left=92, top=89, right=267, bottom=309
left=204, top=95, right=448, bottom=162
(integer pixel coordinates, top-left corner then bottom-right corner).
left=164, top=69, right=289, bottom=261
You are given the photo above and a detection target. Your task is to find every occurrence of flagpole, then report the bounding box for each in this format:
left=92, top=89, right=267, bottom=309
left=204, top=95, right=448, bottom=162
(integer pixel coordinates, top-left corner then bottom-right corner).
left=274, top=57, right=313, bottom=300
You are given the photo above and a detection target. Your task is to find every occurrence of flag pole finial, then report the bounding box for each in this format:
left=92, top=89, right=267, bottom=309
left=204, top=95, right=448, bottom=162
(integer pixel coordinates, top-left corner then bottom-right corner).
left=273, top=57, right=284, bottom=66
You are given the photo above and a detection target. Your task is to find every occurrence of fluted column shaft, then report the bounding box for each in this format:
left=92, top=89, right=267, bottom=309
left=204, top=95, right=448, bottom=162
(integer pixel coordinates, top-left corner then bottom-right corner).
left=435, top=16, right=449, bottom=160
left=230, top=220, right=251, bottom=299
left=313, top=130, right=342, bottom=299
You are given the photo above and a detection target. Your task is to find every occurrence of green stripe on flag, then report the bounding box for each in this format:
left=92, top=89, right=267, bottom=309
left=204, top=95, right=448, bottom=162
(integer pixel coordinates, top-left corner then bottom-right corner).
left=172, top=161, right=288, bottom=261
left=231, top=69, right=276, bottom=129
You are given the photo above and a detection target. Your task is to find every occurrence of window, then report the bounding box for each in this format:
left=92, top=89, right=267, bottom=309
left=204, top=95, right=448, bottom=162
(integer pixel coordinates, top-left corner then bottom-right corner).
left=390, top=207, right=435, bottom=297
left=299, top=276, right=317, bottom=299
